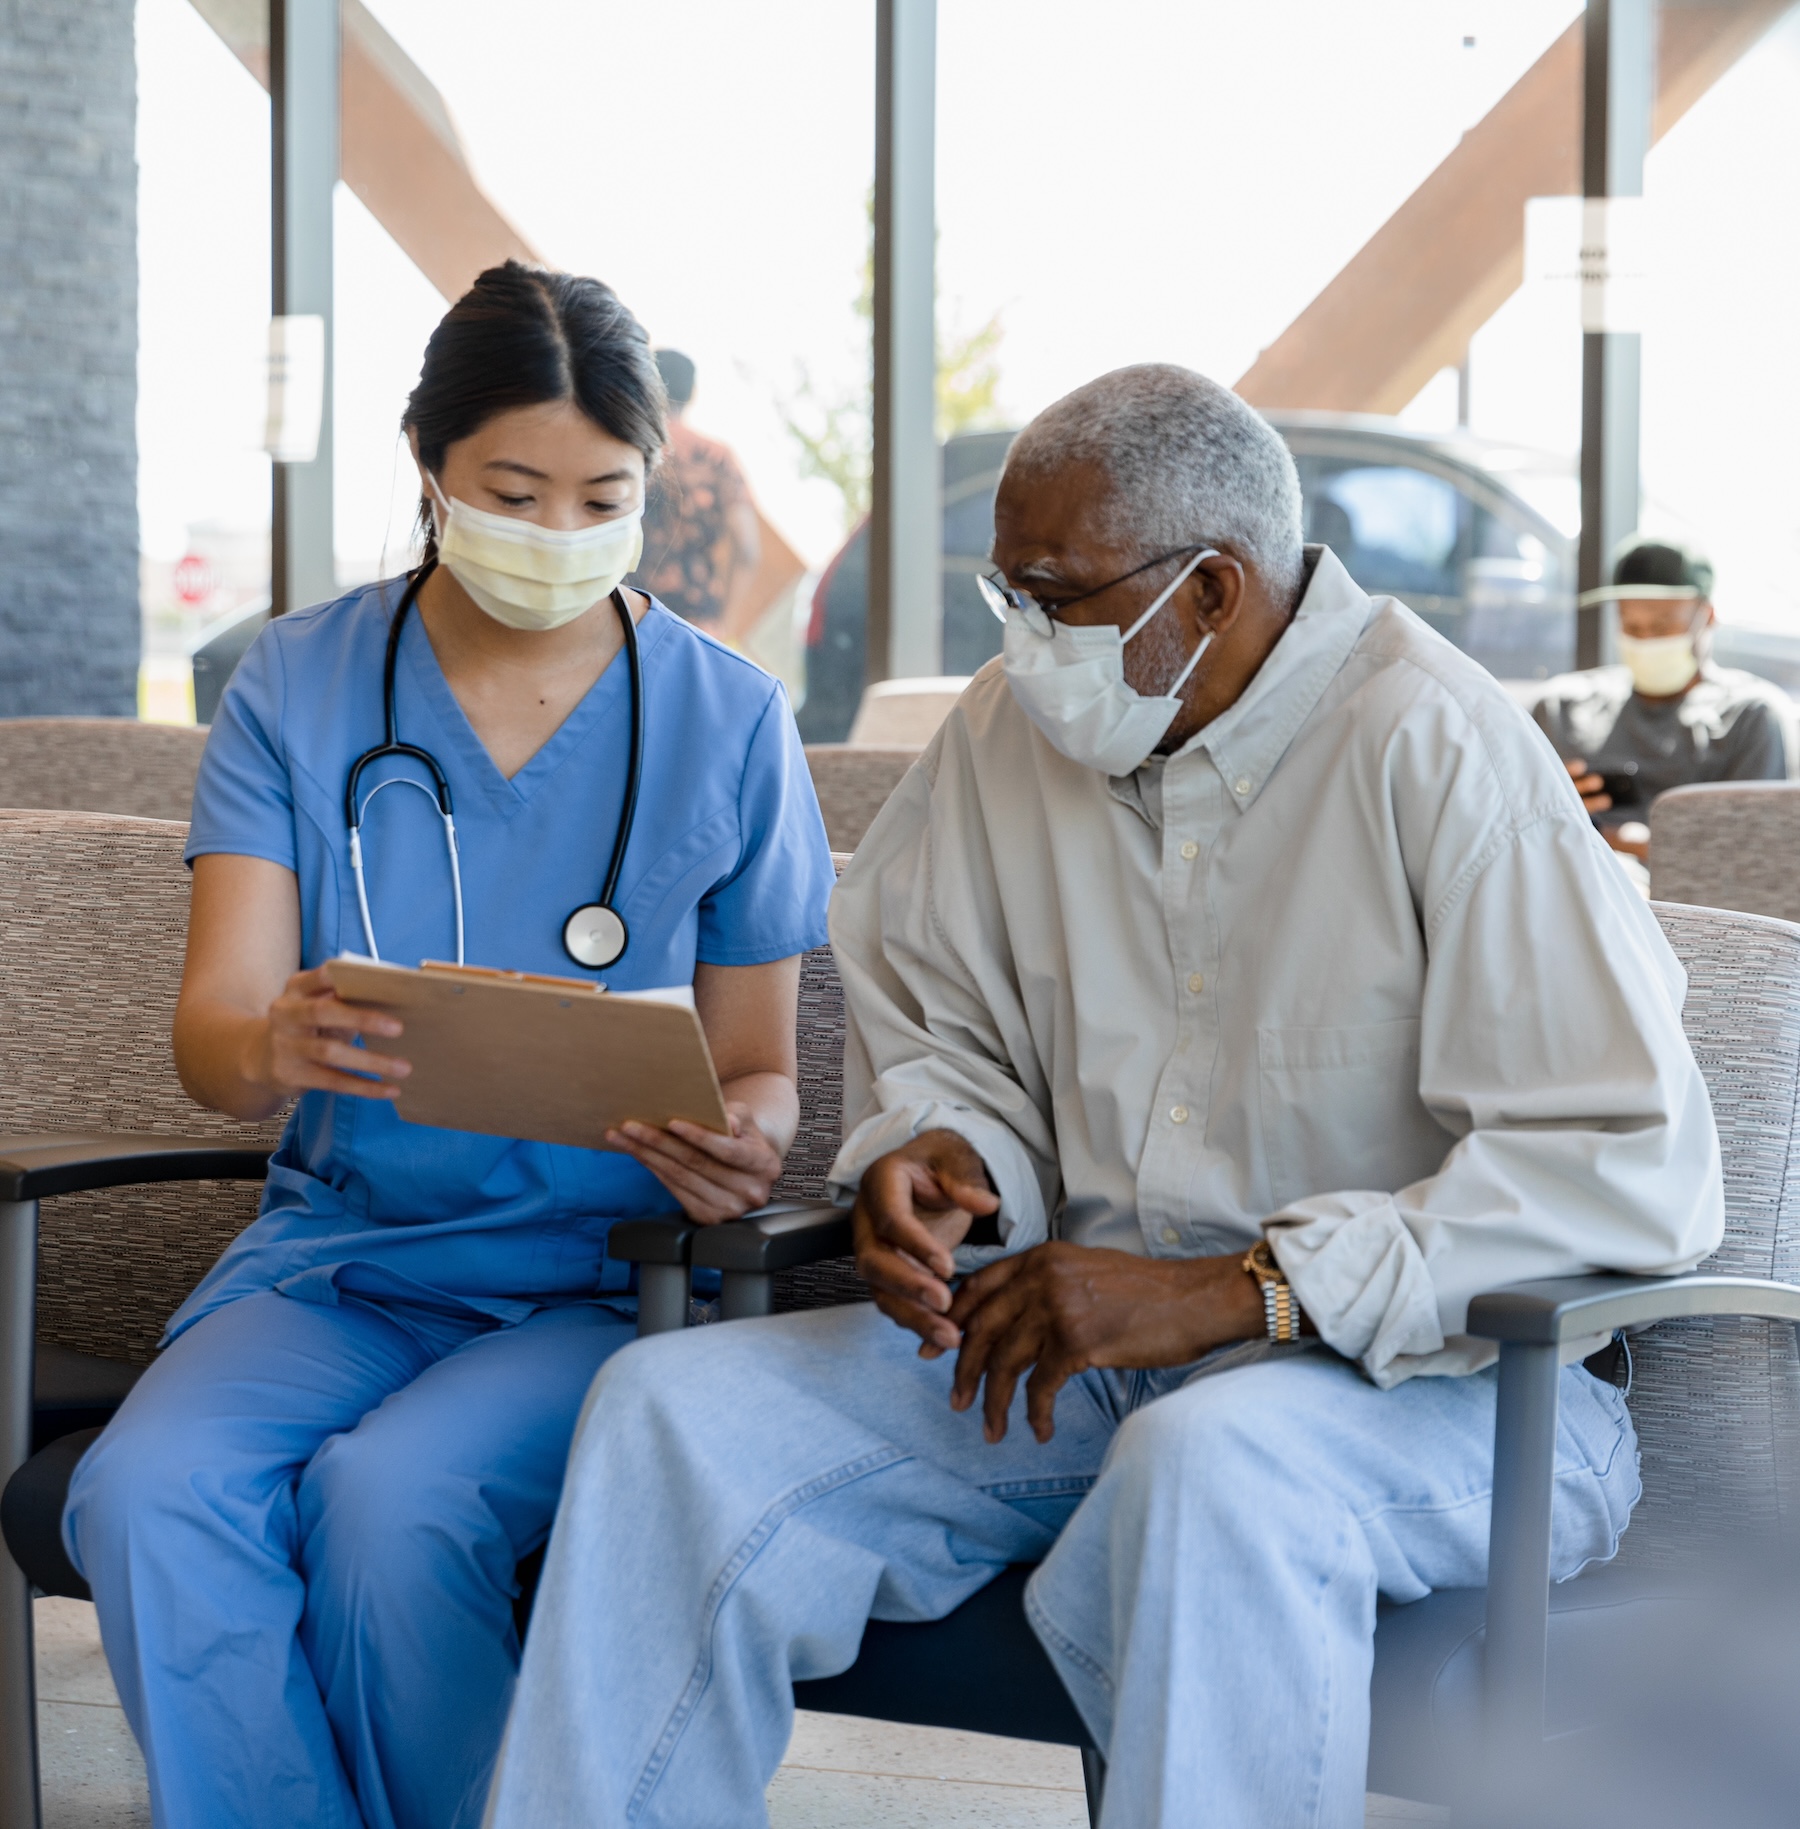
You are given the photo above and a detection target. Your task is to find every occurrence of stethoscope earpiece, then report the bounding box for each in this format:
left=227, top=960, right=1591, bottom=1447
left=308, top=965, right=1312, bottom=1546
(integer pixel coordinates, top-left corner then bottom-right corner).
left=346, top=569, right=644, bottom=974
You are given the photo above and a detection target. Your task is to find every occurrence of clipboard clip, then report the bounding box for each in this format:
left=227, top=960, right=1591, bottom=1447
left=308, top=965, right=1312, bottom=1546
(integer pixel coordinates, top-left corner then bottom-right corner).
left=418, top=960, right=607, bottom=994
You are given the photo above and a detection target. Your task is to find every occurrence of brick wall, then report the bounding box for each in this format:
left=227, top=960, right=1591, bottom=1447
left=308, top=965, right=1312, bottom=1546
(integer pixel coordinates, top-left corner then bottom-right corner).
left=0, top=0, right=138, bottom=716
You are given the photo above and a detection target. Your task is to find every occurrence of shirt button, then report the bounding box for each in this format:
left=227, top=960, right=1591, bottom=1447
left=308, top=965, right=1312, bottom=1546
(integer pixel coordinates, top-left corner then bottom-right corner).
left=1180, top=841, right=1199, bottom=861
left=1187, top=972, right=1204, bottom=993
left=1161, top=1227, right=1179, bottom=1245
left=1170, top=1105, right=1190, bottom=1124
left=1234, top=777, right=1251, bottom=796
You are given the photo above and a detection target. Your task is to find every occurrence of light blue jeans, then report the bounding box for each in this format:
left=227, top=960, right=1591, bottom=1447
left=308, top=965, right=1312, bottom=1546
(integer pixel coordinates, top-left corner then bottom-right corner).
left=487, top=1302, right=1639, bottom=1829
left=63, top=1288, right=638, bottom=1829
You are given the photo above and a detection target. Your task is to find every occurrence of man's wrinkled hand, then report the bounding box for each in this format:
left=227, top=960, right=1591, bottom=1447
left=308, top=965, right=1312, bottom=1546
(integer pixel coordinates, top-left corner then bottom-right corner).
left=947, top=1244, right=1265, bottom=1445
left=852, top=1130, right=1000, bottom=1354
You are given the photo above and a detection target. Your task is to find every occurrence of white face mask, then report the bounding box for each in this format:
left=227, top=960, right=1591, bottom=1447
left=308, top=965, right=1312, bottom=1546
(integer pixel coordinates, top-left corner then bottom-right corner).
left=999, top=549, right=1217, bottom=775
left=428, top=475, right=644, bottom=632
left=1618, top=630, right=1701, bottom=697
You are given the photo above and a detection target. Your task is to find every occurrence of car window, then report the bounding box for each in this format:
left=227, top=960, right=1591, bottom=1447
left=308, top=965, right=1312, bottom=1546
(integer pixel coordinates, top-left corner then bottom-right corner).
left=1302, top=460, right=1463, bottom=600
left=943, top=475, right=1002, bottom=557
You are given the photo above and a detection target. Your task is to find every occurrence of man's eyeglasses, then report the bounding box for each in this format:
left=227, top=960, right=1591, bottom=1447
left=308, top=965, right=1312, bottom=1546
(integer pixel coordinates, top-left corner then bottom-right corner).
left=977, top=545, right=1216, bottom=624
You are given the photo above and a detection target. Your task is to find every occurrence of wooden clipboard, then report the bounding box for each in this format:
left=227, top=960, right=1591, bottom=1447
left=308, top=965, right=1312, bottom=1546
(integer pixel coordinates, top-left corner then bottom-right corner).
left=325, top=956, right=728, bottom=1150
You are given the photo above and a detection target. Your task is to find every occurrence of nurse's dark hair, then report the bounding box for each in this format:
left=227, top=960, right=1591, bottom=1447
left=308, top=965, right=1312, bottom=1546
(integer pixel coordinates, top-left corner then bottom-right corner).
left=401, top=261, right=667, bottom=566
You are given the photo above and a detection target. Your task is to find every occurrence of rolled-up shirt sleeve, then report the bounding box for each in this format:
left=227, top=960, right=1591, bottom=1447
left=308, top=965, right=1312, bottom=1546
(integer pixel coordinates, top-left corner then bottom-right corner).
left=826, top=759, right=1061, bottom=1262
left=1265, top=809, right=1723, bottom=1388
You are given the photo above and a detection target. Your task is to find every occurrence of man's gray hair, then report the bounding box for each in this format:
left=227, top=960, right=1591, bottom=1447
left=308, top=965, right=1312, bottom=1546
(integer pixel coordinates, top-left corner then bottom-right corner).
left=1004, top=364, right=1305, bottom=602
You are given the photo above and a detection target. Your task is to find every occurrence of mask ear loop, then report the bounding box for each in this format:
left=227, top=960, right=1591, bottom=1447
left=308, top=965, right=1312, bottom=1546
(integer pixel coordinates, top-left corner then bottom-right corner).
left=1121, top=548, right=1217, bottom=643
left=1166, top=628, right=1214, bottom=697
left=1122, top=548, right=1219, bottom=696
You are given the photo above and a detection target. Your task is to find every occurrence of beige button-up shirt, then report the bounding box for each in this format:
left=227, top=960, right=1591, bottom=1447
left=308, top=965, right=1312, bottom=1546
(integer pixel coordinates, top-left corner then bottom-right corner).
left=827, top=548, right=1723, bottom=1387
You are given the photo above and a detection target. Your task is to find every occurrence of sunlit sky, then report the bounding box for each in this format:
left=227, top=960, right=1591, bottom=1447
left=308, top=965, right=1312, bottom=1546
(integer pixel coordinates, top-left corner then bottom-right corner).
left=137, top=0, right=1800, bottom=625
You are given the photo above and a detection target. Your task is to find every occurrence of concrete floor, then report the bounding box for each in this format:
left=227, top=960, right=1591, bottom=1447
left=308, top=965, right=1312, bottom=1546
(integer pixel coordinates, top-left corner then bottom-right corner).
left=34, top=1597, right=1447, bottom=1826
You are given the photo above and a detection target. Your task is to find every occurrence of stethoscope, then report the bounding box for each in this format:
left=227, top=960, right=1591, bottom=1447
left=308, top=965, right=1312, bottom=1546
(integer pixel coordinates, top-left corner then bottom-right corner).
left=343, top=561, right=644, bottom=972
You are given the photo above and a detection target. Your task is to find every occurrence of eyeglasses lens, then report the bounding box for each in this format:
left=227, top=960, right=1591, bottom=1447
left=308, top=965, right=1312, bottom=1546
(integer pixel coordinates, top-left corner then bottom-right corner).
left=977, top=574, right=1014, bottom=623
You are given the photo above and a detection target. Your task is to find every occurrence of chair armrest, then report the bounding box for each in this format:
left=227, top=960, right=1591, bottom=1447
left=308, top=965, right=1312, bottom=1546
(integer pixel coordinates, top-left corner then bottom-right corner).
left=606, top=1214, right=698, bottom=1266
left=1468, top=1272, right=1800, bottom=1347
left=689, top=1202, right=855, bottom=1273
left=605, top=1215, right=699, bottom=1339
left=0, top=1134, right=273, bottom=1203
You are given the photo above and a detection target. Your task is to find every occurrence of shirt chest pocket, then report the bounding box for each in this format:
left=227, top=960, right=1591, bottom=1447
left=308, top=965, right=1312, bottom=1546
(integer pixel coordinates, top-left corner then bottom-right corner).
left=1256, top=1018, right=1444, bottom=1209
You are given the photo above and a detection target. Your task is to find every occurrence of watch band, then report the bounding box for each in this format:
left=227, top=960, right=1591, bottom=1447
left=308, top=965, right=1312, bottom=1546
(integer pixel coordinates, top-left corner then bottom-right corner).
left=1242, top=1239, right=1299, bottom=1343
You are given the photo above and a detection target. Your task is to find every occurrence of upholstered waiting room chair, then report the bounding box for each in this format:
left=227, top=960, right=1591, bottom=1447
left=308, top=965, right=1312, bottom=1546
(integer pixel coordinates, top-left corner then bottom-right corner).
left=1649, top=780, right=1800, bottom=925
left=0, top=717, right=207, bottom=824
left=802, top=744, right=918, bottom=854
left=613, top=899, right=1800, bottom=1823
left=0, top=811, right=279, bottom=1826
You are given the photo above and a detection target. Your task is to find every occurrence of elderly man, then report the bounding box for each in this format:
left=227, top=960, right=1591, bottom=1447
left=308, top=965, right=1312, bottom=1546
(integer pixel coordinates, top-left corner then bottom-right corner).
left=487, top=367, right=1721, bottom=1827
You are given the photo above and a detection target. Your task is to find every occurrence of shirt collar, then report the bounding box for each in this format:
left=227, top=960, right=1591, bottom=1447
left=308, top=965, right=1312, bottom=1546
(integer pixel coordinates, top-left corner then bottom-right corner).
left=1175, top=545, right=1372, bottom=812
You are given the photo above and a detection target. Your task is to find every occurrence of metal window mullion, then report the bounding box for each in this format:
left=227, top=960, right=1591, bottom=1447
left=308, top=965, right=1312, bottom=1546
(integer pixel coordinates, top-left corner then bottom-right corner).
left=869, top=0, right=942, bottom=686
left=270, top=0, right=339, bottom=618
left=1576, top=0, right=1653, bottom=669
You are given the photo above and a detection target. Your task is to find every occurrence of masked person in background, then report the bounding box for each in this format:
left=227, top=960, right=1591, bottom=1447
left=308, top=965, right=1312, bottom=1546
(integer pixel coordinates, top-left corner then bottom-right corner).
left=62, top=263, right=833, bottom=1829
left=1532, top=537, right=1794, bottom=867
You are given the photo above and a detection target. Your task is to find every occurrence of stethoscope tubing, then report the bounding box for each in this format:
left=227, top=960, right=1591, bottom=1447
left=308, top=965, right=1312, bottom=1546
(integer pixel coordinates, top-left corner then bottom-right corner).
left=344, top=562, right=641, bottom=970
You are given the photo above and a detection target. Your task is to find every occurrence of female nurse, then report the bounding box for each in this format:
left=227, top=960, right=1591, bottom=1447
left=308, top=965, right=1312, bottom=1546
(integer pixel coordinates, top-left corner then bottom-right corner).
left=64, top=262, right=835, bottom=1829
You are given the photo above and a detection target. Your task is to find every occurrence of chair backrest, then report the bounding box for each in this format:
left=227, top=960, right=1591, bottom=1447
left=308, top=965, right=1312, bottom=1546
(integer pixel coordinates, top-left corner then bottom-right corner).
left=771, top=852, right=849, bottom=1206
left=768, top=852, right=864, bottom=1310
left=804, top=745, right=919, bottom=853
left=846, top=678, right=969, bottom=747
left=1650, top=782, right=1800, bottom=924
left=0, top=717, right=207, bottom=823
left=0, top=813, right=282, bottom=1362
left=1616, top=902, right=1800, bottom=1567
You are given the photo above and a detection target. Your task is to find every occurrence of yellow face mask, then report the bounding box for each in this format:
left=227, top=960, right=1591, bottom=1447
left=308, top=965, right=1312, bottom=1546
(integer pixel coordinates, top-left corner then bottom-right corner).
left=1617, top=631, right=1700, bottom=697
left=429, top=476, right=644, bottom=631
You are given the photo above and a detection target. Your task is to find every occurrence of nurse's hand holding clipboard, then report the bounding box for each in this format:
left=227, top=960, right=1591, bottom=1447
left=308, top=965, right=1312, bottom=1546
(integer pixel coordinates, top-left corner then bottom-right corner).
left=604, top=954, right=800, bottom=1223
left=176, top=858, right=417, bottom=1121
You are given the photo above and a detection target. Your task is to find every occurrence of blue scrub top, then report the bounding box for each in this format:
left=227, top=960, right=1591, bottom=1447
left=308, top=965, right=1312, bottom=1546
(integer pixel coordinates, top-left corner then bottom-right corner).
left=169, top=579, right=834, bottom=1340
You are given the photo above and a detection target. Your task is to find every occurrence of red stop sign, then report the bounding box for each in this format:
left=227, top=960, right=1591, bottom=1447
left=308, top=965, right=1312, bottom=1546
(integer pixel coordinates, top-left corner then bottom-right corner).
left=173, top=553, right=215, bottom=606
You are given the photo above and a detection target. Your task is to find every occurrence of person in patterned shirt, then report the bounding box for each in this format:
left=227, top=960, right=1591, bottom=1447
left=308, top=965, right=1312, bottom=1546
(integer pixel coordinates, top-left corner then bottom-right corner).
left=633, top=349, right=761, bottom=629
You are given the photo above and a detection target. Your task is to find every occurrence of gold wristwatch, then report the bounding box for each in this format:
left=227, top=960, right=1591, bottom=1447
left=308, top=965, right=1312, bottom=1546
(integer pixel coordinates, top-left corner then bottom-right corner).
left=1243, top=1240, right=1299, bottom=1343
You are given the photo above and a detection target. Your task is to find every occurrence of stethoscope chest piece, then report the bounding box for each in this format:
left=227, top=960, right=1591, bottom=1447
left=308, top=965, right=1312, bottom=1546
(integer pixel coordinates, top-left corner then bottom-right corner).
left=564, top=902, right=628, bottom=970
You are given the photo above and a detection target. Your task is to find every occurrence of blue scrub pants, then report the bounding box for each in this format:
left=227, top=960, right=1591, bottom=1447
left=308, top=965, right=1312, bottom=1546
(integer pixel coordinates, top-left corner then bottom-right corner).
left=62, top=1288, right=637, bottom=1829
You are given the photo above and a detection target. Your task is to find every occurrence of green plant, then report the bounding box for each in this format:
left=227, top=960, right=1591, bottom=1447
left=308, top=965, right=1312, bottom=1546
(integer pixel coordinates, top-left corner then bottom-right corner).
left=774, top=197, right=1006, bottom=535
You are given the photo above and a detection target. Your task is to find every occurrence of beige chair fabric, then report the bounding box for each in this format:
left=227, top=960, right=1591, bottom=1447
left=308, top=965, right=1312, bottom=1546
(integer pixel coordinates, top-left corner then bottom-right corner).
left=804, top=746, right=919, bottom=853
left=1650, top=782, right=1800, bottom=924
left=0, top=718, right=207, bottom=823
left=1614, top=901, right=1800, bottom=1567
left=768, top=852, right=863, bottom=1312
left=0, top=813, right=282, bottom=1363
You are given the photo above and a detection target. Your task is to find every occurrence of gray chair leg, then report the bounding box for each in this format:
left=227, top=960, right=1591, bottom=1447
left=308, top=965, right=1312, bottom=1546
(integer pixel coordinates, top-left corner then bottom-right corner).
left=719, top=1269, right=774, bottom=1323
left=1482, top=1338, right=1561, bottom=1789
left=635, top=1260, right=692, bottom=1337
left=0, top=1198, right=42, bottom=1829
left=1080, top=1745, right=1105, bottom=1825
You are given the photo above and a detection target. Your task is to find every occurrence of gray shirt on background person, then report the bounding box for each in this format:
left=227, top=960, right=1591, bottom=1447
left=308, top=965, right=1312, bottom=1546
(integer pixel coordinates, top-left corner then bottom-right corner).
left=1531, top=663, right=1794, bottom=821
